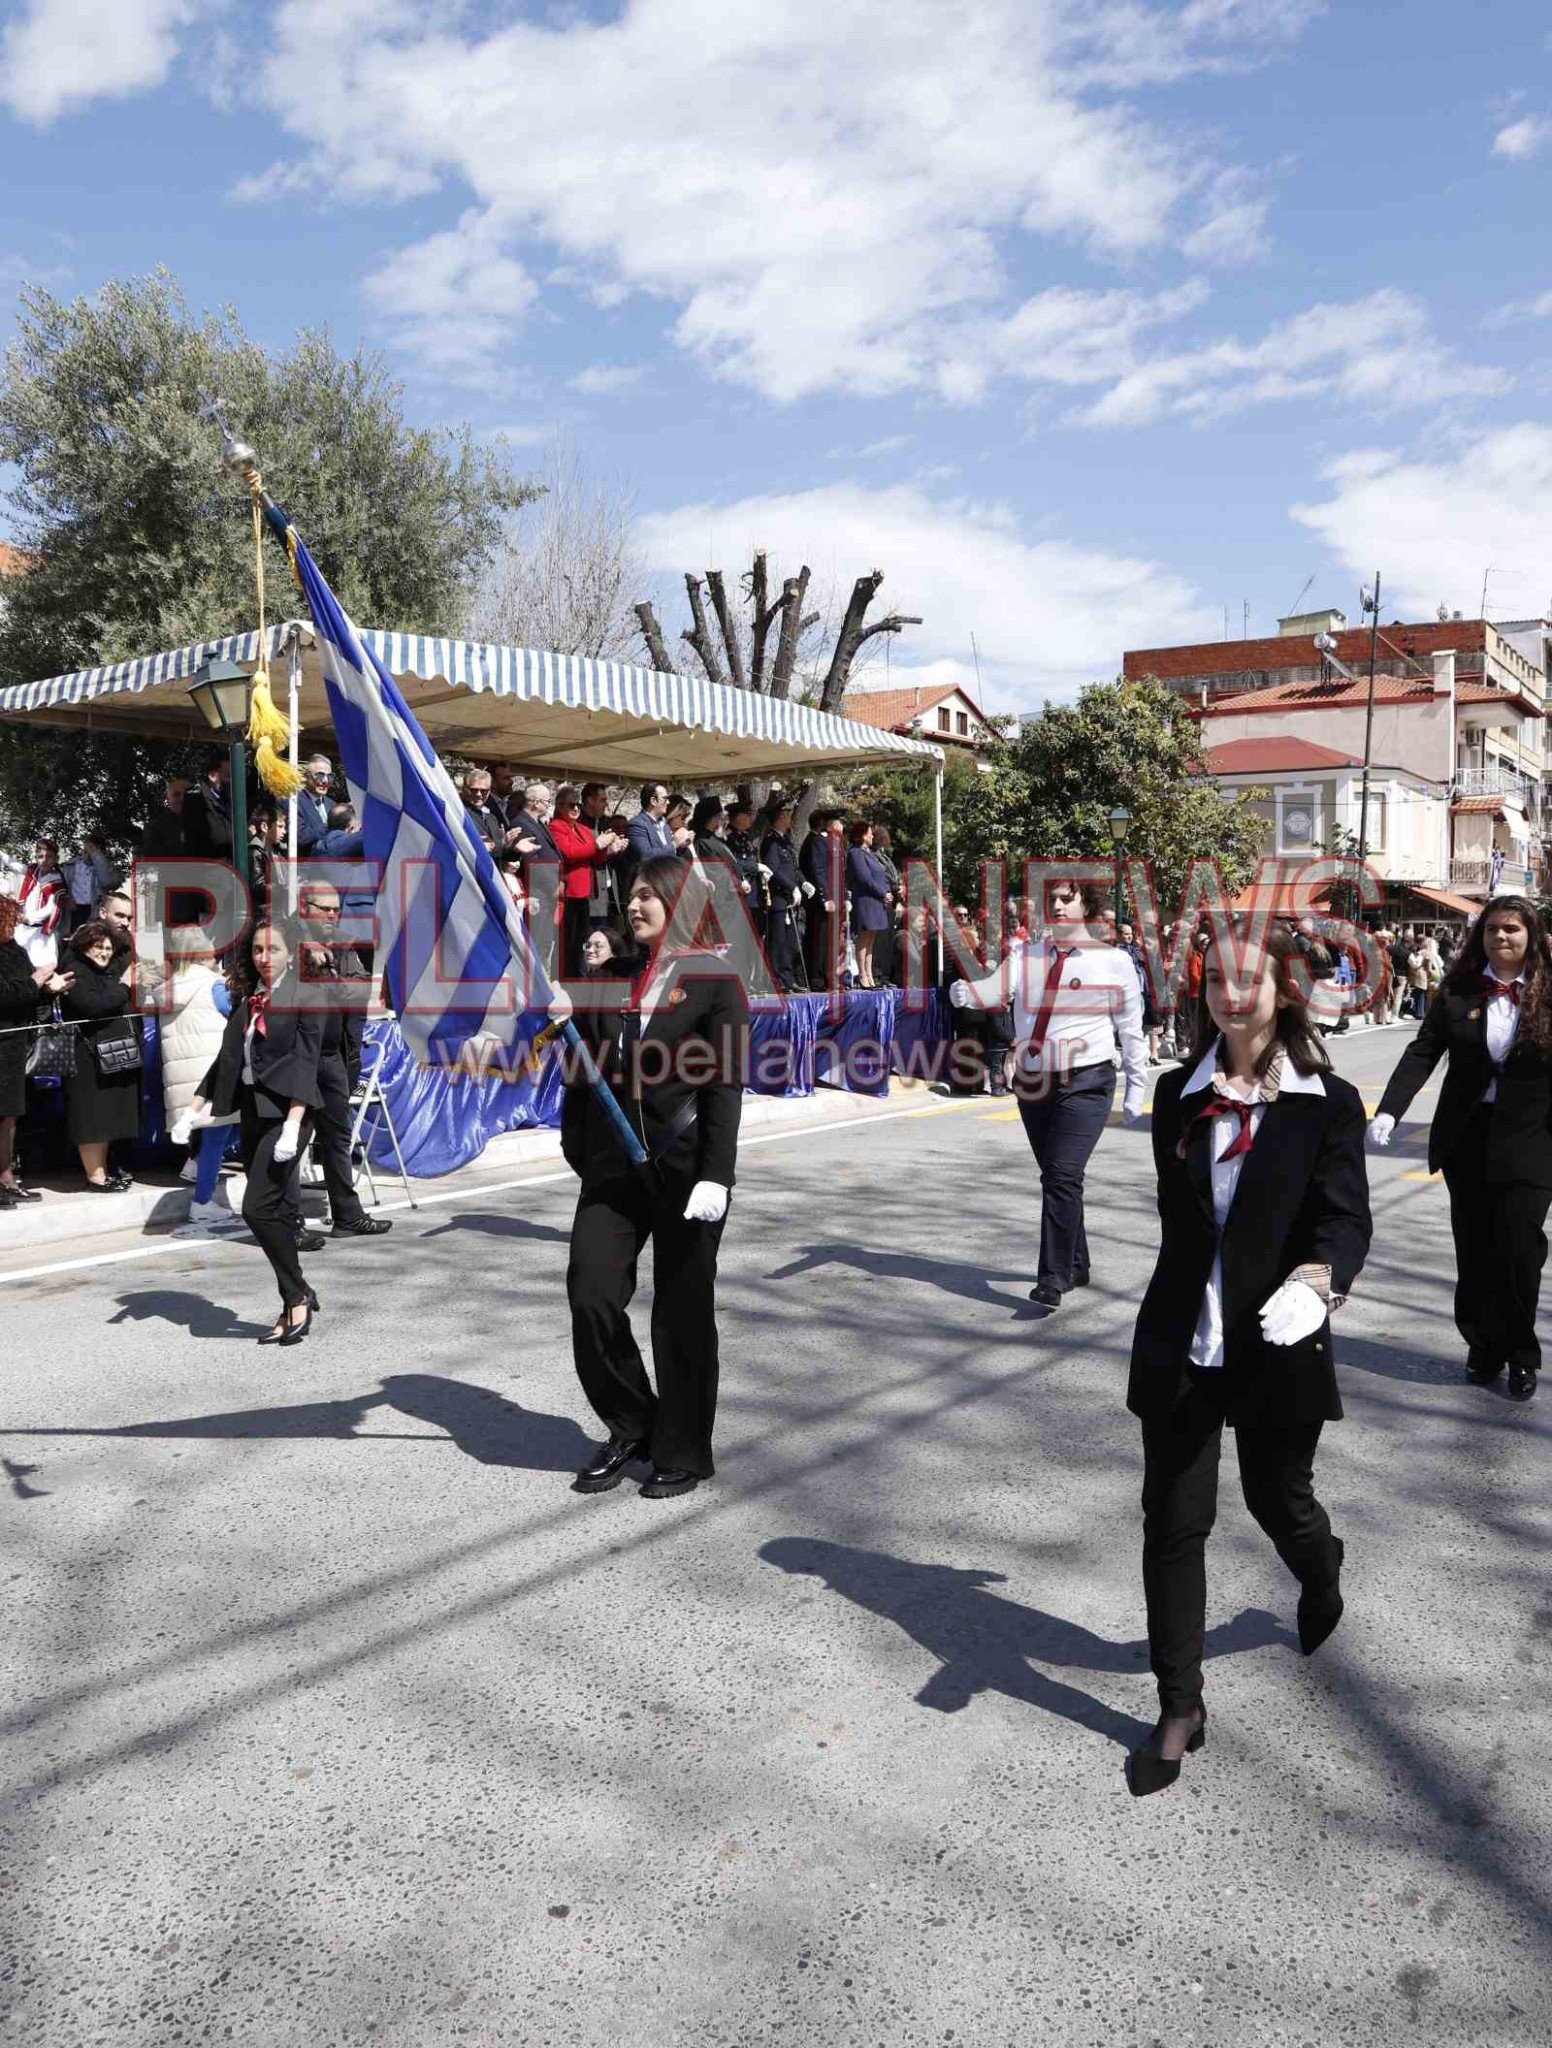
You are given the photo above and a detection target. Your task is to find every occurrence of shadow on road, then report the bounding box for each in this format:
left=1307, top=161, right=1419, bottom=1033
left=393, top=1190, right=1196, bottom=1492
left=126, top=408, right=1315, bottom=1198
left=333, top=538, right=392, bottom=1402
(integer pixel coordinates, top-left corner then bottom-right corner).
left=107, top=1290, right=269, bottom=1341
left=762, top=1536, right=1294, bottom=1750
left=418, top=1212, right=572, bottom=1246
left=766, top=1243, right=1037, bottom=1313
left=4, top=1376, right=592, bottom=1473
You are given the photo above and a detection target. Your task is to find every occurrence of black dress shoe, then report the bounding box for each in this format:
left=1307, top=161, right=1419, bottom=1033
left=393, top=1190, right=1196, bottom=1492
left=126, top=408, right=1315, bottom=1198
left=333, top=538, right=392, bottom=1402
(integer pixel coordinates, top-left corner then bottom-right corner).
left=1126, top=1705, right=1207, bottom=1797
left=0, top=1186, right=16, bottom=1209
left=1071, top=1268, right=1091, bottom=1288
left=2, top=1182, right=41, bottom=1202
left=1028, top=1282, right=1062, bottom=1308
left=332, top=1215, right=392, bottom=1237
left=295, top=1229, right=328, bottom=1252
left=1507, top=1365, right=1537, bottom=1403
left=1298, top=1537, right=1345, bottom=1656
left=640, top=1467, right=699, bottom=1499
left=573, top=1437, right=648, bottom=1494
left=1465, top=1349, right=1504, bottom=1384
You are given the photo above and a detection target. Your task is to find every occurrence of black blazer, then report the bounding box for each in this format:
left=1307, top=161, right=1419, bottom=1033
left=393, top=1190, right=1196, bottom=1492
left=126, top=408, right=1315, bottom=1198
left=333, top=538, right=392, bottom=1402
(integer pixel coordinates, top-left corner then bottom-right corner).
left=561, top=956, right=749, bottom=1193
left=200, top=984, right=325, bottom=1122
left=1128, top=1063, right=1372, bottom=1428
left=1376, top=985, right=1552, bottom=1185
left=761, top=830, right=800, bottom=908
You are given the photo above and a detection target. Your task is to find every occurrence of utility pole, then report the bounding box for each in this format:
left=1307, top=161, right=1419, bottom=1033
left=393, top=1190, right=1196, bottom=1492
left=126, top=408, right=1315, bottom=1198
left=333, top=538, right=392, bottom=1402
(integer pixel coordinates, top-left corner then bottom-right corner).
left=1358, top=572, right=1382, bottom=872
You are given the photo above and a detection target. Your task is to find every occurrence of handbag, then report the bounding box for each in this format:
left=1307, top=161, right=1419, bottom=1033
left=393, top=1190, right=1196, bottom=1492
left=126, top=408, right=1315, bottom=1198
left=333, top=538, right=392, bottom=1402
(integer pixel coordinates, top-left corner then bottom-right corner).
left=25, top=1001, right=77, bottom=1081
left=90, top=1025, right=143, bottom=1077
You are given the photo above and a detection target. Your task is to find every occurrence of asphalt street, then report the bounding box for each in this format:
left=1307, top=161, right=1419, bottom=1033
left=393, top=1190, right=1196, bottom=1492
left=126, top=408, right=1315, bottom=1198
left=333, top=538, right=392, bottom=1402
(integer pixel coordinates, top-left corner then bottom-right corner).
left=2, top=1023, right=1549, bottom=2047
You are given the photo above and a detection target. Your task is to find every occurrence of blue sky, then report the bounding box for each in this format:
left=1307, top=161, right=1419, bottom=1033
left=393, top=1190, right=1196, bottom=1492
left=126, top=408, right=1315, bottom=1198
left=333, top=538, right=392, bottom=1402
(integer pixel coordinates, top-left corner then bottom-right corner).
left=2, top=0, right=1551, bottom=710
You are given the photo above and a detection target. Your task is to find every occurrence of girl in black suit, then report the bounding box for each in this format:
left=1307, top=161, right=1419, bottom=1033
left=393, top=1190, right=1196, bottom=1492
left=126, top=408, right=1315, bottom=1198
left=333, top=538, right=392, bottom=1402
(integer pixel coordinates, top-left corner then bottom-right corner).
left=184, top=919, right=325, bottom=1345
left=1371, top=894, right=1552, bottom=1402
left=558, top=855, right=750, bottom=1500
left=1127, top=921, right=1371, bottom=1795
left=60, top=921, right=143, bottom=1191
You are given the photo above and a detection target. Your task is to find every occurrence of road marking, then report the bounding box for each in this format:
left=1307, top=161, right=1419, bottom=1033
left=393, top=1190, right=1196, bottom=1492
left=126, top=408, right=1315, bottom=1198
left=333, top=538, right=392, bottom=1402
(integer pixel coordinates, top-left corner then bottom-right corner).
left=1399, top=1168, right=1443, bottom=1184
left=0, top=1095, right=978, bottom=1288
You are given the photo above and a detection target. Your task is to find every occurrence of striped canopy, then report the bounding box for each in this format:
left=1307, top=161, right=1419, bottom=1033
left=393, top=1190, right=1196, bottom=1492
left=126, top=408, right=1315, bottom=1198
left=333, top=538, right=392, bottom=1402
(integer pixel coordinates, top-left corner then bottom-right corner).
left=0, top=621, right=943, bottom=781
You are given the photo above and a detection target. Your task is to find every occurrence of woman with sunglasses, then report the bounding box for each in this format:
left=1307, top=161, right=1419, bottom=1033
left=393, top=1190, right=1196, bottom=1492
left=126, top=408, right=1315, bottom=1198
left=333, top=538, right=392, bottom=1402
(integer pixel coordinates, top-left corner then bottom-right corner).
left=1371, top=894, right=1552, bottom=1402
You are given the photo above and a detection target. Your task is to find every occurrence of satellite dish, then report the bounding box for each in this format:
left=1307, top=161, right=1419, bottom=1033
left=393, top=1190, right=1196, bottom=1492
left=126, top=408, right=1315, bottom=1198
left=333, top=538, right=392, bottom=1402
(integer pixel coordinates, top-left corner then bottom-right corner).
left=1314, top=632, right=1337, bottom=653
left=1360, top=585, right=1376, bottom=613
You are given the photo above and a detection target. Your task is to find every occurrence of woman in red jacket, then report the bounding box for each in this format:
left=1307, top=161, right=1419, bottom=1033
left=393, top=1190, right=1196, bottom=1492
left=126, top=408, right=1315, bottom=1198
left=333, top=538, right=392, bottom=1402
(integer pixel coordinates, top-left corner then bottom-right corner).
left=550, top=784, right=626, bottom=977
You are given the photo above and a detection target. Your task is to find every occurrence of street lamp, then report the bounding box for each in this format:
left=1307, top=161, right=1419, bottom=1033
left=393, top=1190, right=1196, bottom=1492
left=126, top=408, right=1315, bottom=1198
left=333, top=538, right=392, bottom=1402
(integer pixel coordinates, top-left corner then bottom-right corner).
left=188, top=654, right=253, bottom=889
left=1109, top=804, right=1132, bottom=930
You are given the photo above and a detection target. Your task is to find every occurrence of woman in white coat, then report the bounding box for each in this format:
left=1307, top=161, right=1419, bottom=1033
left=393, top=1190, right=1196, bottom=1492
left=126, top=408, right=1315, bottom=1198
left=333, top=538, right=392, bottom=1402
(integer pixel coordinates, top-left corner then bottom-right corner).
left=159, top=934, right=238, bottom=1227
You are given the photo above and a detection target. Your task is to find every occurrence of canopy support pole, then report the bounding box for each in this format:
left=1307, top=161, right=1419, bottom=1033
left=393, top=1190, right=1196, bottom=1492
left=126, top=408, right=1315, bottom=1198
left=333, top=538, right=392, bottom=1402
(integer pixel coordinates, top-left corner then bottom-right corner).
left=933, top=759, right=945, bottom=984
left=283, top=625, right=303, bottom=913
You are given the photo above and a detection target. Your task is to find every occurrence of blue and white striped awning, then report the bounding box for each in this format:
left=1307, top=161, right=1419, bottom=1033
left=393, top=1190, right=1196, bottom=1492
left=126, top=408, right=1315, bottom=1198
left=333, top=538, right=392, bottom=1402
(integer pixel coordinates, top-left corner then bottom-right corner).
left=0, top=621, right=944, bottom=781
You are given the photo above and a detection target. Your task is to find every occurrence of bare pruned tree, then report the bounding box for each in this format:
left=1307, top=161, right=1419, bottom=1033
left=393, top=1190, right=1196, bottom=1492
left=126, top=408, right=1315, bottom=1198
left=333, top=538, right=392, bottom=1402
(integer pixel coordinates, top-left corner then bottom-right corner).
left=635, top=549, right=919, bottom=712
left=472, top=438, right=643, bottom=659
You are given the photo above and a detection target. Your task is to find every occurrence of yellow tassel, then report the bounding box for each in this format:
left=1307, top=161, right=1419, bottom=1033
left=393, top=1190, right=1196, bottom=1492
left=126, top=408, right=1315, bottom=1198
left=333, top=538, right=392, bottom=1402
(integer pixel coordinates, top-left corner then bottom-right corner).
left=247, top=670, right=304, bottom=798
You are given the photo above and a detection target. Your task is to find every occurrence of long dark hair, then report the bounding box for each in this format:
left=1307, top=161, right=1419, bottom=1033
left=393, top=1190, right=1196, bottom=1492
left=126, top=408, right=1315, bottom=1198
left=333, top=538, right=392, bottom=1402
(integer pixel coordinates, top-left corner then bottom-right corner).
left=690, top=795, right=725, bottom=838
left=1442, top=895, right=1552, bottom=1047
left=1189, top=919, right=1331, bottom=1077
left=228, top=915, right=307, bottom=1002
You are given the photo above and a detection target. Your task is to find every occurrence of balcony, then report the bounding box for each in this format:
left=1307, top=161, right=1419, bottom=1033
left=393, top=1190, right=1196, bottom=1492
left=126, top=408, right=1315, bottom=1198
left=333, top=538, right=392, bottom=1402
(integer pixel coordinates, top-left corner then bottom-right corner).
left=1454, top=768, right=1536, bottom=800
left=1450, top=857, right=1537, bottom=893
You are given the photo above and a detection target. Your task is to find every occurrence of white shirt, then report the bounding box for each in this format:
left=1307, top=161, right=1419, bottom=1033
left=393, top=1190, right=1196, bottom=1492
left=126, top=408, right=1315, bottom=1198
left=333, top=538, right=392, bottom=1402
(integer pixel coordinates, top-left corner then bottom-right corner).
left=1482, top=970, right=1525, bottom=1104
left=957, top=936, right=1149, bottom=1116
left=1181, top=1038, right=1326, bottom=1372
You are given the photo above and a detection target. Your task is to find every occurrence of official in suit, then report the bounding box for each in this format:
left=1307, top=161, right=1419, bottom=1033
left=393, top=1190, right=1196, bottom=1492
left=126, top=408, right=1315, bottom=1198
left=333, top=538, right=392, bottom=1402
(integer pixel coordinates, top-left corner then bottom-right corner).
left=558, top=855, right=750, bottom=1499
left=760, top=805, right=804, bottom=992
left=625, top=783, right=675, bottom=878
left=1126, top=920, right=1371, bottom=1795
left=798, top=813, right=844, bottom=990
left=845, top=821, right=893, bottom=989
left=952, top=878, right=1148, bottom=1307
left=296, top=882, right=391, bottom=1241
left=295, top=757, right=335, bottom=855
left=191, top=918, right=325, bottom=1345
left=1371, top=894, right=1552, bottom=1402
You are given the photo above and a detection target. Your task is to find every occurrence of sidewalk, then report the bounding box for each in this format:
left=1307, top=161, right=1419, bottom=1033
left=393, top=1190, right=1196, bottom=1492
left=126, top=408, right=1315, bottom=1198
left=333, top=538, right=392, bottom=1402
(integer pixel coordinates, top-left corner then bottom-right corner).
left=0, top=1080, right=949, bottom=1262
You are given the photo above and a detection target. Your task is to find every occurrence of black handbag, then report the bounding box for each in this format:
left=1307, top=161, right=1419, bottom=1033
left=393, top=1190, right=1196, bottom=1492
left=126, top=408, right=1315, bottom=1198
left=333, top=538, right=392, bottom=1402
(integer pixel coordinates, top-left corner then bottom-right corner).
left=25, top=1001, right=77, bottom=1081
left=90, top=1025, right=143, bottom=1077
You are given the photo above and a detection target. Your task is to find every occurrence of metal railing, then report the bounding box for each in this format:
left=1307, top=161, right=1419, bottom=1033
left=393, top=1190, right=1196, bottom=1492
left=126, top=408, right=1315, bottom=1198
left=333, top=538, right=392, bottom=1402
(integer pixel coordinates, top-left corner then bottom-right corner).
left=1450, top=857, right=1537, bottom=891
left=1454, top=768, right=1537, bottom=799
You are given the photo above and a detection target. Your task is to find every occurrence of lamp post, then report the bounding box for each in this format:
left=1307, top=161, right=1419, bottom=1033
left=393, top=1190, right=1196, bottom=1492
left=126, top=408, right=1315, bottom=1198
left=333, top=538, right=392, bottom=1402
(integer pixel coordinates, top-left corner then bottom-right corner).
left=187, top=655, right=253, bottom=890
left=1108, top=804, right=1132, bottom=931
left=1357, top=572, right=1382, bottom=873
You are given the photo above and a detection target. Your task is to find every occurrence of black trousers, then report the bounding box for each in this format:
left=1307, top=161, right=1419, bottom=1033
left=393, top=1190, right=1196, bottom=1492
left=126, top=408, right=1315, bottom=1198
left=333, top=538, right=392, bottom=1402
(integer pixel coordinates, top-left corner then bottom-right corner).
left=281, top=1060, right=365, bottom=1234
left=1141, top=1388, right=1338, bottom=1715
left=1442, top=1107, right=1551, bottom=1376
left=562, top=899, right=592, bottom=980
left=1016, top=1061, right=1116, bottom=1290
left=567, top=1173, right=727, bottom=1476
left=241, top=1106, right=313, bottom=1309
left=766, top=906, right=801, bottom=991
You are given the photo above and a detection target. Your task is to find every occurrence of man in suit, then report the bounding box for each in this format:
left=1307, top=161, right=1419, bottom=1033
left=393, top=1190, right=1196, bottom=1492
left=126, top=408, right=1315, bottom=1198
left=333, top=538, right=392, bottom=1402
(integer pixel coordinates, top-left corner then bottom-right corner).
left=760, top=803, right=803, bottom=991
left=625, top=782, right=674, bottom=876
left=798, top=812, right=840, bottom=989
left=181, top=758, right=234, bottom=863
left=296, top=880, right=391, bottom=1241
left=295, top=756, right=335, bottom=856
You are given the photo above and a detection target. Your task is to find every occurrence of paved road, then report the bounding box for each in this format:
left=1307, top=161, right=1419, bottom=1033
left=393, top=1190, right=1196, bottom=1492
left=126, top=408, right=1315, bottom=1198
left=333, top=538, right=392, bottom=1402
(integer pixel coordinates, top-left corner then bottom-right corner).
left=2, top=1025, right=1549, bottom=2047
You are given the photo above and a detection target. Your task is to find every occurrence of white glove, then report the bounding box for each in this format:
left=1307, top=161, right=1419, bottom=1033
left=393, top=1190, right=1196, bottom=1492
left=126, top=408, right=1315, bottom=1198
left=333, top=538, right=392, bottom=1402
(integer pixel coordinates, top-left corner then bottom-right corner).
left=949, top=979, right=974, bottom=1009
left=757, top=863, right=773, bottom=879
left=1258, top=1278, right=1326, bottom=1347
left=272, top=1124, right=301, bottom=1165
left=1122, top=1102, right=1144, bottom=1128
left=1367, top=1113, right=1395, bottom=1150
left=683, top=1180, right=729, bottom=1223
left=170, top=1104, right=211, bottom=1146
left=800, top=880, right=816, bottom=899
left=547, top=986, right=575, bottom=1025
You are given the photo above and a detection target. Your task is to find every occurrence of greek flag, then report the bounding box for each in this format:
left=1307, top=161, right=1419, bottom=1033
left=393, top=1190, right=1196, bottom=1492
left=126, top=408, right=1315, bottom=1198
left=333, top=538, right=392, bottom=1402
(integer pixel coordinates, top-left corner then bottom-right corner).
left=261, top=506, right=643, bottom=1163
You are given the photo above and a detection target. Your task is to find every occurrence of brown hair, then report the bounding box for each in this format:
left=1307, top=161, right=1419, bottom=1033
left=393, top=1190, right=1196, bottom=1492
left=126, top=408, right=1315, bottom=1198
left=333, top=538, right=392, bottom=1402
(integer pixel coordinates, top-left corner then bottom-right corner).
left=0, top=894, right=18, bottom=945
left=1189, top=918, right=1331, bottom=1077
left=68, top=920, right=114, bottom=958
left=1443, top=894, right=1552, bottom=1049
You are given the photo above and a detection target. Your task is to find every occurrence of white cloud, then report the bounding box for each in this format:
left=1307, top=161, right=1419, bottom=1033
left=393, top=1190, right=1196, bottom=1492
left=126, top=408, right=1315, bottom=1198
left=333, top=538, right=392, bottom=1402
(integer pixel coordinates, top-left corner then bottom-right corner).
left=1483, top=289, right=1552, bottom=328
left=635, top=480, right=1214, bottom=706
left=1291, top=425, right=1552, bottom=619
left=1073, top=288, right=1507, bottom=427
left=250, top=0, right=1312, bottom=395
left=361, top=210, right=536, bottom=380
left=1493, top=116, right=1551, bottom=161
left=570, top=364, right=644, bottom=396
left=0, top=0, right=198, bottom=121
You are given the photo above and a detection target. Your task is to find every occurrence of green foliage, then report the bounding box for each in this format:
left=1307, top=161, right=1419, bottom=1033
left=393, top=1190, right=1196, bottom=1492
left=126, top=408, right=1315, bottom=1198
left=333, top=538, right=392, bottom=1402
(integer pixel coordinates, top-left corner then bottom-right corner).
left=0, top=270, right=534, bottom=854
left=834, top=678, right=1267, bottom=911
left=970, top=676, right=1268, bottom=908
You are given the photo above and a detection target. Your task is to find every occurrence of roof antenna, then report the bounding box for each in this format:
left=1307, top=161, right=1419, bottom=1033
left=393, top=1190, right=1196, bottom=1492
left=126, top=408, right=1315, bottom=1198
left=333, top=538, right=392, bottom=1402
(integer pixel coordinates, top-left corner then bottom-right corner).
left=1285, top=574, right=1314, bottom=619
left=970, top=631, right=983, bottom=695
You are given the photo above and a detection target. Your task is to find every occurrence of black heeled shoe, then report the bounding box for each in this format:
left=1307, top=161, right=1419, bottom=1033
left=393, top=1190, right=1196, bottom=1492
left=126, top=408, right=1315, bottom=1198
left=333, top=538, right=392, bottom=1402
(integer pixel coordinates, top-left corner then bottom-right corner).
left=1297, top=1537, right=1345, bottom=1656
left=277, top=1302, right=313, bottom=1347
left=1126, top=1705, right=1207, bottom=1797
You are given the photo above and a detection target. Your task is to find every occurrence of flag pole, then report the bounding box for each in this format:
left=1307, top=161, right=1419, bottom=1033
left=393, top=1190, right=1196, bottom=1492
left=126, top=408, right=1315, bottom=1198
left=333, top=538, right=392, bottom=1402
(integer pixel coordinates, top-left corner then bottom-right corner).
left=219, top=430, right=648, bottom=1169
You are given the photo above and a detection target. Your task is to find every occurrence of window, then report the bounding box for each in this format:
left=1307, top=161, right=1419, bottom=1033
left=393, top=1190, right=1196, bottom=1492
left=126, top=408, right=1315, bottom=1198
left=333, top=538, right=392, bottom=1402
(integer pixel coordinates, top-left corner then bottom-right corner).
left=938, top=707, right=952, bottom=731
left=1358, top=791, right=1386, bottom=853
left=1276, top=787, right=1322, bottom=855
left=956, top=711, right=969, bottom=736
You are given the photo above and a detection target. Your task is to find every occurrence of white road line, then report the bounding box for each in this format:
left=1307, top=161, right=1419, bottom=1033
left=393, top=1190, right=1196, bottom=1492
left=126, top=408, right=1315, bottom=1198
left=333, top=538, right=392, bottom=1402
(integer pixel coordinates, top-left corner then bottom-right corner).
left=0, top=1097, right=968, bottom=1288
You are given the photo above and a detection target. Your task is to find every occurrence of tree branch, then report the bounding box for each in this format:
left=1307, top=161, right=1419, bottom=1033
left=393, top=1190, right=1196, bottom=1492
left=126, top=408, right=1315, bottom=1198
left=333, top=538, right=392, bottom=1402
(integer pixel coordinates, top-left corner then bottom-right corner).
left=855, top=612, right=923, bottom=647
left=818, top=569, right=885, bottom=715
left=768, top=565, right=812, bottom=702
left=705, top=568, right=747, bottom=689
left=633, top=600, right=675, bottom=674
left=680, top=573, right=726, bottom=686
left=747, top=550, right=779, bottom=695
